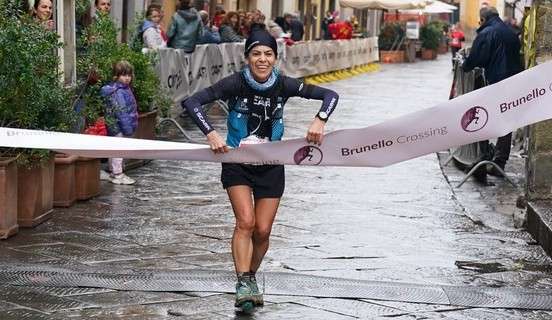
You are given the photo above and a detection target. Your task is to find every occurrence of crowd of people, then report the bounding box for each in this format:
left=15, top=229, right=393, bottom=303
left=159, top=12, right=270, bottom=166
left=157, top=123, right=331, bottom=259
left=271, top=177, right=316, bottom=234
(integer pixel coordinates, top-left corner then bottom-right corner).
left=142, top=2, right=363, bottom=52
left=159, top=1, right=308, bottom=51
left=322, top=10, right=360, bottom=40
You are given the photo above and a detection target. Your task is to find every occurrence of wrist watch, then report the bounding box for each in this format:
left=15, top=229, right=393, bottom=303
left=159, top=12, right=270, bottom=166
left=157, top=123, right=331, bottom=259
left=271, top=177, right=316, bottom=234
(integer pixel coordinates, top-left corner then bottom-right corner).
left=316, top=111, right=328, bottom=122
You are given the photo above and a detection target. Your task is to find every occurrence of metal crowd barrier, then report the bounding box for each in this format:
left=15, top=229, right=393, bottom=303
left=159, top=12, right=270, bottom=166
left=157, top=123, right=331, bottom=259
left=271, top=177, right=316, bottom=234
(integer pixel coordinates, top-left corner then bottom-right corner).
left=444, top=51, right=515, bottom=187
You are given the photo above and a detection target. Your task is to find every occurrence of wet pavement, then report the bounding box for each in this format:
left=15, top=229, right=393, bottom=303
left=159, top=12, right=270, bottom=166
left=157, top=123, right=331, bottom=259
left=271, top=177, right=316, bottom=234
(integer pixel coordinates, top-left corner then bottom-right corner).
left=2, top=54, right=552, bottom=319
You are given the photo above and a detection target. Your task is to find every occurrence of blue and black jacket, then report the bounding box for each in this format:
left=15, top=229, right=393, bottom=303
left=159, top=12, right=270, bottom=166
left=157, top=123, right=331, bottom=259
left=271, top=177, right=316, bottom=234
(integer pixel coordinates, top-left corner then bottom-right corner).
left=462, top=16, right=522, bottom=84
left=182, top=68, right=339, bottom=148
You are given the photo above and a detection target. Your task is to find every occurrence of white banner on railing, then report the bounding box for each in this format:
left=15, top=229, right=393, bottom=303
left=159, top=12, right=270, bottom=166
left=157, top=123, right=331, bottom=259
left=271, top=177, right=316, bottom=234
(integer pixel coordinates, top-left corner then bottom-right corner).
left=158, top=38, right=379, bottom=104
left=1, top=62, right=552, bottom=167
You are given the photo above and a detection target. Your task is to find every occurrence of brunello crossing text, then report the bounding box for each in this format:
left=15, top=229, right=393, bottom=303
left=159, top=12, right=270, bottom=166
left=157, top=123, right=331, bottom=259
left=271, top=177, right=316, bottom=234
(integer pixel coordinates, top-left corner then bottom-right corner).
left=500, top=88, right=547, bottom=113
left=341, top=126, right=448, bottom=157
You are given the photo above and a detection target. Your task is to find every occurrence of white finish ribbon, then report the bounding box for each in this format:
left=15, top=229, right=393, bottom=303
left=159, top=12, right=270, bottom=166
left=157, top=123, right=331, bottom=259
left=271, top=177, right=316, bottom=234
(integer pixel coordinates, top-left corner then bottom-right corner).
left=1, top=62, right=552, bottom=167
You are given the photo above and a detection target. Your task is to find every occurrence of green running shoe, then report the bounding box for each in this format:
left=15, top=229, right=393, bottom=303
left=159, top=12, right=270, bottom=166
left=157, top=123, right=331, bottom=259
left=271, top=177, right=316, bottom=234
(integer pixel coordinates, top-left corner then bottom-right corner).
left=247, top=276, right=264, bottom=306
left=234, top=280, right=254, bottom=308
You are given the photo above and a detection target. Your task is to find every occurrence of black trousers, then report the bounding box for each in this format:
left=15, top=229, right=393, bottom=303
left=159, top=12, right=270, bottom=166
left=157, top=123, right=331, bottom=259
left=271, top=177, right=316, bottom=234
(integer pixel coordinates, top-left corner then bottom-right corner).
left=494, top=132, right=512, bottom=167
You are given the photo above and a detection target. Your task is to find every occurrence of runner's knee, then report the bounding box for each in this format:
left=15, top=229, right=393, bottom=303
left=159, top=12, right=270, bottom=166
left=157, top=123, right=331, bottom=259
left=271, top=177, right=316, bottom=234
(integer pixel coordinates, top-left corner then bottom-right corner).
left=235, top=216, right=255, bottom=234
left=253, top=225, right=272, bottom=242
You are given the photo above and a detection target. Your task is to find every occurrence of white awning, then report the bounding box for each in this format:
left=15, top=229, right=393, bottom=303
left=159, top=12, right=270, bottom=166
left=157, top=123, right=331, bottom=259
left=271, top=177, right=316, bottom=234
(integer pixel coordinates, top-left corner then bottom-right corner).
left=339, top=0, right=433, bottom=10
left=400, top=0, right=458, bottom=13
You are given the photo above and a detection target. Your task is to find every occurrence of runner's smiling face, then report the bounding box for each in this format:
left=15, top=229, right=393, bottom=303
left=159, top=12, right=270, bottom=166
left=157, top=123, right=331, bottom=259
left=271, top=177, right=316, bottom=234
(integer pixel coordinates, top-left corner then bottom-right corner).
left=247, top=45, right=276, bottom=82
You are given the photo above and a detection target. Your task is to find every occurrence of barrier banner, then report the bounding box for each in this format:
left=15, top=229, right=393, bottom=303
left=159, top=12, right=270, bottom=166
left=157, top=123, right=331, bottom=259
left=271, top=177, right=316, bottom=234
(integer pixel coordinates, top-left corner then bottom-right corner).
left=3, top=62, right=551, bottom=167
left=158, top=38, right=379, bottom=104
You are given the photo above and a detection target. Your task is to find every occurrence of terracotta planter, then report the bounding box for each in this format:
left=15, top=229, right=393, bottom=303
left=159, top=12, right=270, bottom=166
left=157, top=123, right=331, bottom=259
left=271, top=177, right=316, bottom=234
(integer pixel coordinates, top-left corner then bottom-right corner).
left=0, top=158, right=18, bottom=239
left=126, top=110, right=158, bottom=170
left=379, top=50, right=405, bottom=63
left=421, top=48, right=438, bottom=60
left=134, top=110, right=158, bottom=140
left=54, top=154, right=78, bottom=207
left=18, top=156, right=54, bottom=228
left=75, top=157, right=100, bottom=200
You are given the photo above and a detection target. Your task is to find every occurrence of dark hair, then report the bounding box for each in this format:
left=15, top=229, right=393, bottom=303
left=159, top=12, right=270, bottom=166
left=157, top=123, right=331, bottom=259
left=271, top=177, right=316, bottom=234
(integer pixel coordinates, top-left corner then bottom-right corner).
left=179, top=0, right=191, bottom=10
left=112, top=60, right=134, bottom=80
left=146, top=4, right=162, bottom=18
left=479, top=6, right=499, bottom=22
left=33, top=0, right=51, bottom=10
left=221, top=11, right=239, bottom=30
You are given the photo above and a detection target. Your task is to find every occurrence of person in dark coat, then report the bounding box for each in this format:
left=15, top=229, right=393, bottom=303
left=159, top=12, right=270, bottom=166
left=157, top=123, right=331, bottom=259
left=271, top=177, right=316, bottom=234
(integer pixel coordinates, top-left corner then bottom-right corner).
left=462, top=6, right=523, bottom=175
left=283, top=13, right=304, bottom=41
left=321, top=11, right=334, bottom=40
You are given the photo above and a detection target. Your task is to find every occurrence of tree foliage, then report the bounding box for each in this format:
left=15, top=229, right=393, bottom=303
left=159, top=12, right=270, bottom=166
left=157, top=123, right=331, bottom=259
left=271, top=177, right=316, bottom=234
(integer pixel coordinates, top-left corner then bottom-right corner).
left=0, top=0, right=75, bottom=162
left=420, top=23, right=441, bottom=50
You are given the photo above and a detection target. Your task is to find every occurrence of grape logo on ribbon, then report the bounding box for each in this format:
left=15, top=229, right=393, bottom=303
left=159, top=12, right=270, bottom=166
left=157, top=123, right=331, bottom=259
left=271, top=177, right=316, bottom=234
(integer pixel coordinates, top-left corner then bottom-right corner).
left=294, top=146, right=323, bottom=165
left=461, top=106, right=488, bottom=132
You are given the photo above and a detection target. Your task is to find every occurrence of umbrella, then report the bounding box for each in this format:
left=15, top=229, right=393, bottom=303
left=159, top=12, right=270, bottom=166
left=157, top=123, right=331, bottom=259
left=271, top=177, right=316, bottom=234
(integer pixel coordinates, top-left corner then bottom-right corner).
left=400, top=0, right=458, bottom=13
left=339, top=0, right=433, bottom=10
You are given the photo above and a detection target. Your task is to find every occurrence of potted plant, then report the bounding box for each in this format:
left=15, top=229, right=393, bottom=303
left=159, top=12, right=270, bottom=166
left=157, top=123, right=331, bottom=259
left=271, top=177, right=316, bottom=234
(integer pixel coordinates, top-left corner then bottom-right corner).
left=0, top=0, right=75, bottom=228
left=378, top=22, right=406, bottom=63
left=420, top=23, right=441, bottom=60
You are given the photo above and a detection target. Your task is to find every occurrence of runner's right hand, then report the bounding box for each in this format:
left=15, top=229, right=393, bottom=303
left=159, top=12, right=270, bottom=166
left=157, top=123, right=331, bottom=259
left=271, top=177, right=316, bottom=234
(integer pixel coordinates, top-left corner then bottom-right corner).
left=206, top=131, right=229, bottom=154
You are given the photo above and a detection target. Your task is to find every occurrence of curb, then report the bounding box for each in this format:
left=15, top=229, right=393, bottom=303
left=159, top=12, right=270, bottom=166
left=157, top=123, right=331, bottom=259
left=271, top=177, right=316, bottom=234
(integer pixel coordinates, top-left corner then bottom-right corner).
left=527, top=200, right=552, bottom=256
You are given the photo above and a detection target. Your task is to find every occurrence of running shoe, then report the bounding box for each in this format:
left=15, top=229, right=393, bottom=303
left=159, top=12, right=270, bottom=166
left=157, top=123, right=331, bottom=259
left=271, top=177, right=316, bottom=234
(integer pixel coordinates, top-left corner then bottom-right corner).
left=247, top=276, right=264, bottom=306
left=234, top=279, right=254, bottom=308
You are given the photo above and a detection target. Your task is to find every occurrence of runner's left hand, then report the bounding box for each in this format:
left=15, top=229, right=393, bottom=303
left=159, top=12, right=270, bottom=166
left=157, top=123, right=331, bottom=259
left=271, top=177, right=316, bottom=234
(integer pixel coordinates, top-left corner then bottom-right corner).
left=306, top=118, right=325, bottom=145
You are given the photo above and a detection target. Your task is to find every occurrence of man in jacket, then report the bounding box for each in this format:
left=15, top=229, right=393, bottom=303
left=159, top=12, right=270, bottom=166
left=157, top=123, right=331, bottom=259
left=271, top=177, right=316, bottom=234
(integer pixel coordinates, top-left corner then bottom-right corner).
left=462, top=6, right=522, bottom=176
left=167, top=0, right=202, bottom=52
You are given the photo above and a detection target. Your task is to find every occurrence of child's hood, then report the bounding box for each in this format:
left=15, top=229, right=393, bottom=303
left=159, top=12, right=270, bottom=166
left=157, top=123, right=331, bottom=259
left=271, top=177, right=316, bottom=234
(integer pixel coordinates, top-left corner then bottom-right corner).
left=100, top=81, right=129, bottom=97
left=141, top=20, right=156, bottom=33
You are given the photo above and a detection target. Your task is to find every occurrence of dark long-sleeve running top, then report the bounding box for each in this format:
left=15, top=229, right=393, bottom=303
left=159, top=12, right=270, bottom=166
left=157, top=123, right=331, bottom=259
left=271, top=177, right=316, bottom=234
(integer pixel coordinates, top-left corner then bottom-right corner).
left=181, top=71, right=339, bottom=148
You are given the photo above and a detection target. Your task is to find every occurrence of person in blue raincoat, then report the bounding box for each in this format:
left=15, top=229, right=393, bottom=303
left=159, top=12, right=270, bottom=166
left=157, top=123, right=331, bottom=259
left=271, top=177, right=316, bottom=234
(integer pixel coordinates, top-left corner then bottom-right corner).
left=100, top=61, right=138, bottom=185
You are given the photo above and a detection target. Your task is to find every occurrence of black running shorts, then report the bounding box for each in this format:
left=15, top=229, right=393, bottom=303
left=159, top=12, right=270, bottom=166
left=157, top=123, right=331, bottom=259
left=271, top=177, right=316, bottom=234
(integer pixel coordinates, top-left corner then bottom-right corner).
left=221, top=163, right=285, bottom=198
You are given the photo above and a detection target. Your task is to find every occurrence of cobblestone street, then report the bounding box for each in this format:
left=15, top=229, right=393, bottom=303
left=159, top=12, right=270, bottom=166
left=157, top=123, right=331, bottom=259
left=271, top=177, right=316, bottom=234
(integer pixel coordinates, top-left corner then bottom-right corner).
left=1, top=55, right=552, bottom=319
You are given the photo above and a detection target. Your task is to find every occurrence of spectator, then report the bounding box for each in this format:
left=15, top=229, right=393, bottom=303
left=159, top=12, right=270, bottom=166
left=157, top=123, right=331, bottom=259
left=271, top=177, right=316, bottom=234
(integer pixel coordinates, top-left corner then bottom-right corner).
left=462, top=6, right=522, bottom=176
left=349, top=15, right=359, bottom=34
left=328, top=16, right=352, bottom=40
left=283, top=13, right=304, bottom=41
left=274, top=16, right=286, bottom=31
left=31, top=0, right=55, bottom=31
left=266, top=19, right=285, bottom=39
left=142, top=4, right=167, bottom=50
left=197, top=10, right=221, bottom=44
left=219, top=11, right=244, bottom=42
left=94, top=0, right=111, bottom=17
left=167, top=0, right=202, bottom=52
left=100, top=60, right=138, bottom=185
left=239, top=11, right=252, bottom=37
left=321, top=11, right=334, bottom=40
left=449, top=23, right=465, bottom=66
left=212, top=6, right=225, bottom=28
left=250, top=9, right=267, bottom=33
